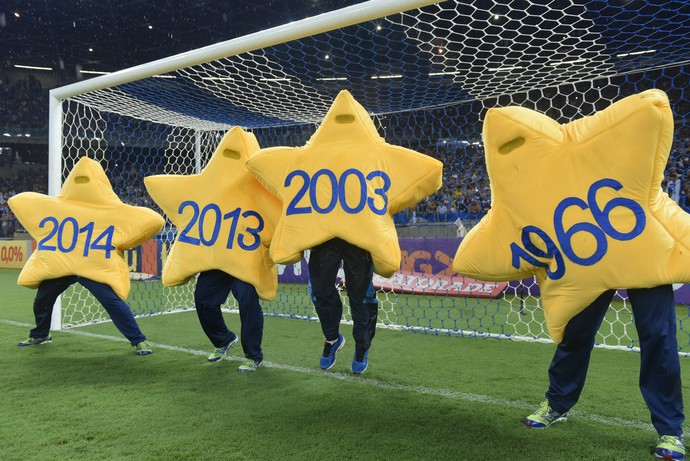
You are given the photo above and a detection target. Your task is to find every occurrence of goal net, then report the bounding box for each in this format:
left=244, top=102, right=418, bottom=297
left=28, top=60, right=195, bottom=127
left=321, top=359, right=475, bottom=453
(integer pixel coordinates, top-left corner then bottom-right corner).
left=49, top=0, right=690, bottom=352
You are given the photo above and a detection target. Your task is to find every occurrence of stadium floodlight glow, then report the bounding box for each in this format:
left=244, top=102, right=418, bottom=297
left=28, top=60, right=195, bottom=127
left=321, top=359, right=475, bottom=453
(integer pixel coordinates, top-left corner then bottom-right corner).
left=429, top=70, right=463, bottom=76
left=200, top=76, right=235, bottom=81
left=81, top=70, right=111, bottom=75
left=2, top=133, right=10, bottom=137
left=548, top=58, right=587, bottom=67
left=487, top=66, right=525, bottom=72
left=316, top=76, right=348, bottom=81
left=618, top=49, right=656, bottom=57
left=371, top=74, right=403, bottom=79
left=14, top=64, right=53, bottom=71
left=260, top=77, right=292, bottom=82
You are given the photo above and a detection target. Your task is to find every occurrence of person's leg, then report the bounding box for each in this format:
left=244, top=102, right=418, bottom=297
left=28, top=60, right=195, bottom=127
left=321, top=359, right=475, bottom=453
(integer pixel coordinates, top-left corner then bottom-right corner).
left=194, top=270, right=236, bottom=348
left=545, top=289, right=614, bottom=414
left=79, top=277, right=146, bottom=346
left=308, top=239, right=344, bottom=342
left=340, top=241, right=377, bottom=361
left=629, top=285, right=684, bottom=437
left=28, top=276, right=77, bottom=338
left=231, top=278, right=264, bottom=363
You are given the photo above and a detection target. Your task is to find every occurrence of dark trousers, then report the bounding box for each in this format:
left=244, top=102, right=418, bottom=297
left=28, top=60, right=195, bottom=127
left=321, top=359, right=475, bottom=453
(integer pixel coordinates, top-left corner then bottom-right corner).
left=194, top=269, right=263, bottom=362
left=308, top=238, right=379, bottom=359
left=546, top=284, right=684, bottom=436
left=30, top=276, right=147, bottom=346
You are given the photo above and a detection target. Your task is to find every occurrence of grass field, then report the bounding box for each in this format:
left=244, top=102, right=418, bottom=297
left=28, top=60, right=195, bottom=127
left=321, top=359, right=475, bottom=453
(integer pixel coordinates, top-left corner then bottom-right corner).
left=64, top=276, right=690, bottom=352
left=1, top=267, right=689, bottom=460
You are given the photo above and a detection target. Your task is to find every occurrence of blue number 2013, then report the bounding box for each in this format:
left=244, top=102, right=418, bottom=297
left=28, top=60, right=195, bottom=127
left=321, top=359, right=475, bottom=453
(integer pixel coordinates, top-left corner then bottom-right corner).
left=177, top=201, right=263, bottom=251
left=37, top=217, right=115, bottom=258
left=511, top=178, right=646, bottom=280
left=285, top=168, right=391, bottom=216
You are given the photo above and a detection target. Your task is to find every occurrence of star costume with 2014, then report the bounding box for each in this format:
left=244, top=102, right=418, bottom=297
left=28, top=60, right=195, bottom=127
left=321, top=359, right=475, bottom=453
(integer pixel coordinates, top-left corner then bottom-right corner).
left=452, top=89, right=687, bottom=439
left=9, top=157, right=164, bottom=345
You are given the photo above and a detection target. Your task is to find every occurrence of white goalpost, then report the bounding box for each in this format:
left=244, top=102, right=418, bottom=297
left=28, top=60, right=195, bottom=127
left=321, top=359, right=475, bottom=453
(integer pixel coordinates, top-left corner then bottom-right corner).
left=45, top=0, right=690, bottom=353
left=46, top=0, right=441, bottom=330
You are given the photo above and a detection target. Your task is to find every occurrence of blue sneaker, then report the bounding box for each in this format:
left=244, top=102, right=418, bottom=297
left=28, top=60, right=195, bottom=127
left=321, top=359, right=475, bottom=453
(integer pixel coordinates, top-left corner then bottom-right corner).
left=524, top=400, right=568, bottom=429
left=655, top=435, right=685, bottom=460
left=351, top=350, right=368, bottom=375
left=18, top=336, right=53, bottom=346
left=208, top=334, right=238, bottom=362
left=320, top=334, right=345, bottom=370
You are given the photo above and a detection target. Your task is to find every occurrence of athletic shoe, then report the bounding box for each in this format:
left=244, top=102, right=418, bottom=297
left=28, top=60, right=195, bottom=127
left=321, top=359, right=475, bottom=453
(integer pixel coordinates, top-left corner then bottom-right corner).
left=238, top=358, right=263, bottom=373
left=207, top=335, right=238, bottom=362
left=18, top=336, right=53, bottom=346
left=655, top=435, right=685, bottom=460
left=134, top=341, right=153, bottom=356
left=351, top=350, right=369, bottom=375
left=524, top=400, right=568, bottom=429
left=320, top=334, right=345, bottom=370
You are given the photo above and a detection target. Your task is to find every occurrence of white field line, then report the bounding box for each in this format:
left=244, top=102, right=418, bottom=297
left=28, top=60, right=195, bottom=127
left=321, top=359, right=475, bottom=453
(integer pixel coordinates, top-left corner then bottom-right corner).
left=0, top=318, right=670, bottom=434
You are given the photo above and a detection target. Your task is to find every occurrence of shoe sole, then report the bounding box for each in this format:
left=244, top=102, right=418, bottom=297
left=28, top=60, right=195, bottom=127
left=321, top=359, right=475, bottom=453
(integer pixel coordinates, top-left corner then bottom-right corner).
left=321, top=336, right=346, bottom=370
left=18, top=338, right=53, bottom=347
left=238, top=362, right=263, bottom=373
left=351, top=363, right=368, bottom=374
left=524, top=415, right=568, bottom=429
left=208, top=336, right=239, bottom=362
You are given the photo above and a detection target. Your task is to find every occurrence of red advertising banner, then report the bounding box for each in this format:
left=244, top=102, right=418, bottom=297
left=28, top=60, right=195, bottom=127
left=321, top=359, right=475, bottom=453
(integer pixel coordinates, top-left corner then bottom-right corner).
left=0, top=240, right=33, bottom=269
left=373, top=271, right=508, bottom=298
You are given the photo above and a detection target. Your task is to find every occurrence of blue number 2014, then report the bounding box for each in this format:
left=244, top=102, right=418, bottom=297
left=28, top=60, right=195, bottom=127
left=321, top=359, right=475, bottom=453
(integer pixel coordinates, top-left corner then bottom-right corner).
left=177, top=201, right=263, bottom=251
left=285, top=168, right=391, bottom=216
left=37, top=217, right=115, bottom=258
left=511, top=178, right=646, bottom=280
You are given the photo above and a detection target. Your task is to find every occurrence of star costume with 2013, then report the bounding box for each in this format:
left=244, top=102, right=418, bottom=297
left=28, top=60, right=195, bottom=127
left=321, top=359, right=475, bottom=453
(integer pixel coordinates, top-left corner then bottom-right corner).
left=9, top=157, right=164, bottom=345
left=145, top=127, right=282, bottom=364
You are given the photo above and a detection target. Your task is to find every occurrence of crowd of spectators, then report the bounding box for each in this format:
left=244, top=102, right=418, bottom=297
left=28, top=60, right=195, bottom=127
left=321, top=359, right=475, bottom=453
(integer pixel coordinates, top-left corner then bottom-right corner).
left=0, top=166, right=48, bottom=238
left=1, top=70, right=690, bottom=238
left=0, top=75, right=48, bottom=134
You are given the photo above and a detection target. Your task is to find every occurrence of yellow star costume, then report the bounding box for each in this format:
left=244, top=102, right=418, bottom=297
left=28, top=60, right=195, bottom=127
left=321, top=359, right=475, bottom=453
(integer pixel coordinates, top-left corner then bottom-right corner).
left=8, top=157, right=164, bottom=300
left=452, top=89, right=690, bottom=343
left=144, top=127, right=281, bottom=300
left=246, top=90, right=443, bottom=277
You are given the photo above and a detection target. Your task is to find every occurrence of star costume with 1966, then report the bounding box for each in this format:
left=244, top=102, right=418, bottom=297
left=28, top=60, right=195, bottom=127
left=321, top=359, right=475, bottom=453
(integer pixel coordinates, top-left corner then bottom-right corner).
left=453, top=90, right=690, bottom=343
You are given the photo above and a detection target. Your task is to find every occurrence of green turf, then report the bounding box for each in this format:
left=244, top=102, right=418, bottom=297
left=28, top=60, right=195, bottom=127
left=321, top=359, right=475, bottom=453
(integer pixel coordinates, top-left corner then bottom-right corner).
left=1, top=268, right=688, bottom=461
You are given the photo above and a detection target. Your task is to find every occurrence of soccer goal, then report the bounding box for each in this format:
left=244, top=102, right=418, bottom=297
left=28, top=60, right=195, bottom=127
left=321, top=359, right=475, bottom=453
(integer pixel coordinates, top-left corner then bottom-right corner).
left=47, top=0, right=690, bottom=352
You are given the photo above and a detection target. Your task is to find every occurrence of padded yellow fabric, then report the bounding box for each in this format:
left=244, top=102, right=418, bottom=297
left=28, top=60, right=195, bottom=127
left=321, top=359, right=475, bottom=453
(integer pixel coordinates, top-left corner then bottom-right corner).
left=8, top=157, right=164, bottom=299
left=452, top=89, right=690, bottom=343
left=144, top=127, right=281, bottom=300
left=246, top=90, right=443, bottom=277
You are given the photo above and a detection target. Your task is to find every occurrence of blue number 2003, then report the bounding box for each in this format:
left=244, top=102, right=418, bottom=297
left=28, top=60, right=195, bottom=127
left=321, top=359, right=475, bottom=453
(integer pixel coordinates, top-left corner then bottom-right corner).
left=37, top=217, right=115, bottom=258
left=285, top=168, right=391, bottom=216
left=510, top=178, right=646, bottom=280
left=177, top=201, right=264, bottom=251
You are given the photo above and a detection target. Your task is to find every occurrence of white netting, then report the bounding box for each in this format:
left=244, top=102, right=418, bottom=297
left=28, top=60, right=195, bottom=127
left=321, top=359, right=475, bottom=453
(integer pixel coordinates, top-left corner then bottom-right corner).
left=55, top=0, right=690, bottom=352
